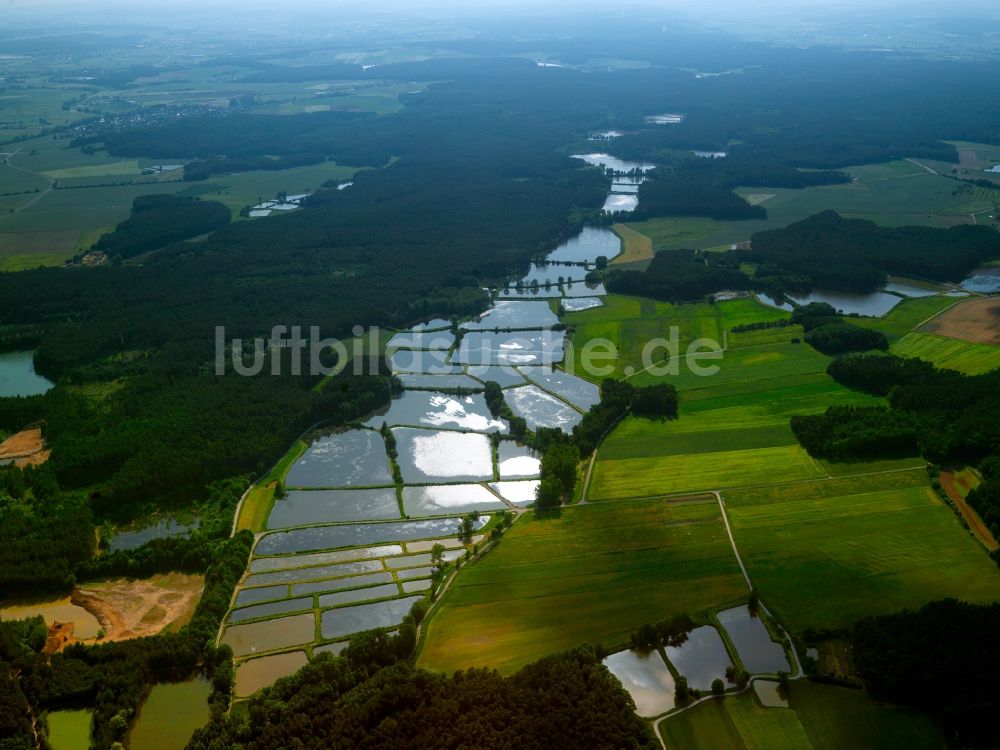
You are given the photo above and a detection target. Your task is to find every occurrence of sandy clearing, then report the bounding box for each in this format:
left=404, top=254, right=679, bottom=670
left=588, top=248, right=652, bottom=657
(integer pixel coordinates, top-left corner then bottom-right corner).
left=73, top=573, right=204, bottom=642
left=921, top=297, right=1000, bottom=345
left=0, top=427, right=43, bottom=459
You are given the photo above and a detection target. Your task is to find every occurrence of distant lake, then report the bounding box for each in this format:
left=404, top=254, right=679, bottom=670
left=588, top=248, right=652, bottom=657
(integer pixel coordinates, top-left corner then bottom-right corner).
left=759, top=289, right=903, bottom=317
left=571, top=153, right=656, bottom=174
left=0, top=350, right=53, bottom=398
left=962, top=266, right=1000, bottom=293
left=546, top=227, right=621, bottom=264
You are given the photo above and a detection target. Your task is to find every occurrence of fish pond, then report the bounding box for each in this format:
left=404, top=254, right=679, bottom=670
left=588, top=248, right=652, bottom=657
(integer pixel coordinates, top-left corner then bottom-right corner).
left=393, top=428, right=495, bottom=482
left=663, top=625, right=733, bottom=691
left=320, top=595, right=423, bottom=639
left=127, top=677, right=211, bottom=750
left=46, top=710, right=92, bottom=750
left=602, top=649, right=676, bottom=718
left=401, top=484, right=507, bottom=516
left=716, top=605, right=790, bottom=674
left=366, top=391, right=507, bottom=432
left=255, top=516, right=489, bottom=555
left=268, top=488, right=401, bottom=529
left=505, top=385, right=583, bottom=432
left=284, top=430, right=392, bottom=489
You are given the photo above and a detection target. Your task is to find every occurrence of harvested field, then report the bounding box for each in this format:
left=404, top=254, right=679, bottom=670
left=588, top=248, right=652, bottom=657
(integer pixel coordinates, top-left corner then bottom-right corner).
left=74, top=573, right=204, bottom=641
left=920, top=297, right=1000, bottom=345
left=610, top=224, right=654, bottom=265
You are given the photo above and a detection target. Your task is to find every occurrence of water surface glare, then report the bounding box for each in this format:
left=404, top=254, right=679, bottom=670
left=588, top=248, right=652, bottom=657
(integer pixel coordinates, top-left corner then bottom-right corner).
left=393, top=428, right=495, bottom=482
left=285, top=430, right=391, bottom=488
left=268, top=488, right=400, bottom=528
left=255, top=516, right=489, bottom=555
left=602, top=650, right=676, bottom=717
left=664, top=625, right=733, bottom=691
left=716, top=605, right=790, bottom=674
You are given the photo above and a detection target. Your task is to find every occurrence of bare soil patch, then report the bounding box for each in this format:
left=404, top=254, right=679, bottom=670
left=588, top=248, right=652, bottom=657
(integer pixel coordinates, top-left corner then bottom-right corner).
left=941, top=470, right=997, bottom=551
left=921, top=297, right=1000, bottom=345
left=0, top=426, right=43, bottom=459
left=73, top=573, right=204, bottom=642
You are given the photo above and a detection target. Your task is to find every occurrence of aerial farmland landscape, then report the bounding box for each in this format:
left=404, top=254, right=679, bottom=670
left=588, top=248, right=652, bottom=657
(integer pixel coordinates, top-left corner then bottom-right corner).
left=2, top=0, right=1000, bottom=748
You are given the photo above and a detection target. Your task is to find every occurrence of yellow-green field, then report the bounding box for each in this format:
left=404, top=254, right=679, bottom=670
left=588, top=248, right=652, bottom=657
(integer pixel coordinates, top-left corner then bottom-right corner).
left=418, top=498, right=746, bottom=675
left=610, top=223, right=654, bottom=266
left=589, top=444, right=824, bottom=500
left=659, top=681, right=942, bottom=750
left=891, top=332, right=1000, bottom=374
left=726, top=470, right=1000, bottom=631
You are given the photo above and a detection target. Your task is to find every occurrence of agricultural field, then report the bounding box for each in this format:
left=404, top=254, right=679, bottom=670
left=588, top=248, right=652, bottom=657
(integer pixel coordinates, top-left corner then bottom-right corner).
left=659, top=681, right=942, bottom=750
left=919, top=296, right=1000, bottom=345
left=589, top=444, right=824, bottom=500
left=851, top=294, right=958, bottom=342
left=725, top=470, right=1000, bottom=632
left=891, top=332, right=1000, bottom=374
left=627, top=159, right=992, bottom=255
left=584, top=295, right=887, bottom=500
left=417, top=497, right=747, bottom=675
left=610, top=223, right=654, bottom=267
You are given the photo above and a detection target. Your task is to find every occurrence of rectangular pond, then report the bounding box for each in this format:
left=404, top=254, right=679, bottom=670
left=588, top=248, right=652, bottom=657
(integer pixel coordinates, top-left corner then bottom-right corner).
left=255, top=516, right=490, bottom=556
left=402, top=484, right=507, bottom=516
left=460, top=300, right=560, bottom=330
left=284, top=430, right=392, bottom=488
left=268, top=488, right=400, bottom=528
left=320, top=596, right=424, bottom=640
left=127, top=678, right=211, bottom=750
left=46, top=709, right=92, bottom=750
left=249, top=545, right=402, bottom=573
left=235, top=651, right=308, bottom=698
left=318, top=583, right=400, bottom=608
left=235, top=585, right=289, bottom=607
left=397, top=373, right=483, bottom=391
left=489, top=480, right=540, bottom=506
left=716, top=605, right=790, bottom=674
left=602, top=650, right=675, bottom=718
left=518, top=262, right=589, bottom=286
left=386, top=329, right=456, bottom=350
left=366, top=391, right=507, bottom=432
left=962, top=266, right=1000, bottom=293
left=393, top=428, right=495, bottom=482
left=388, top=348, right=463, bottom=374
left=291, top=572, right=395, bottom=597
left=454, top=331, right=566, bottom=367
left=230, top=597, right=314, bottom=624
left=505, top=385, right=583, bottom=432
left=519, top=366, right=600, bottom=411
left=243, top=559, right=384, bottom=588
left=497, top=441, right=541, bottom=479
left=546, top=227, right=620, bottom=264
left=466, top=364, right=527, bottom=387
left=663, top=625, right=733, bottom=692
left=221, top=612, right=316, bottom=657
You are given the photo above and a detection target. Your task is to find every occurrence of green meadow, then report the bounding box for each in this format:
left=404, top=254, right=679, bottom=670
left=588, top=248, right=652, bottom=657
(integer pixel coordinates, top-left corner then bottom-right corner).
left=725, top=470, right=1000, bottom=632
left=626, top=159, right=992, bottom=255
left=891, top=332, right=1000, bottom=374
left=659, top=681, right=942, bottom=750
left=417, top=498, right=747, bottom=675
